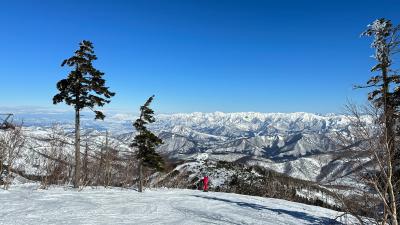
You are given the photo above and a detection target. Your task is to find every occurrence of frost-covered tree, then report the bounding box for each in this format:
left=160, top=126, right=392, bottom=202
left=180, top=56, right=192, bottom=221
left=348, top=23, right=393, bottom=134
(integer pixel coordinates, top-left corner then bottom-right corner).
left=359, top=18, right=400, bottom=225
left=53, top=40, right=115, bottom=188
left=0, top=125, right=25, bottom=190
left=131, top=96, right=164, bottom=192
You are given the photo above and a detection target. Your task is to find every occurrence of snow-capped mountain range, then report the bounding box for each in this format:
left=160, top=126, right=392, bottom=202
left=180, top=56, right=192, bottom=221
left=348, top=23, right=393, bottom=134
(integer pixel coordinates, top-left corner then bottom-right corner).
left=150, top=112, right=366, bottom=184
left=3, top=109, right=370, bottom=185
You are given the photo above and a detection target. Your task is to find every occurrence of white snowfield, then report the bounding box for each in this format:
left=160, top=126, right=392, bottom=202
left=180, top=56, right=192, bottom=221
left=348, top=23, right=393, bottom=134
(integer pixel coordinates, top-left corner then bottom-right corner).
left=0, top=185, right=352, bottom=225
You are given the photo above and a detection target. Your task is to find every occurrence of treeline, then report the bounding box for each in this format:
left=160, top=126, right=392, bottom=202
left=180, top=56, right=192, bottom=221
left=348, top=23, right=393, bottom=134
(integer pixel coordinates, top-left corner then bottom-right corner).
left=155, top=160, right=342, bottom=211
left=0, top=96, right=165, bottom=191
left=0, top=124, right=165, bottom=192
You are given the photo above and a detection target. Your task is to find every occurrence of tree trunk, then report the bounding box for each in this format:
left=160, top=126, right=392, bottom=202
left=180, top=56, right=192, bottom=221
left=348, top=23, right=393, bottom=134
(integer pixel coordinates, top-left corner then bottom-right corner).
left=74, top=109, right=81, bottom=188
left=387, top=160, right=398, bottom=225
left=382, top=68, right=398, bottom=225
left=105, top=130, right=109, bottom=187
left=138, top=160, right=143, bottom=192
left=83, top=142, right=88, bottom=184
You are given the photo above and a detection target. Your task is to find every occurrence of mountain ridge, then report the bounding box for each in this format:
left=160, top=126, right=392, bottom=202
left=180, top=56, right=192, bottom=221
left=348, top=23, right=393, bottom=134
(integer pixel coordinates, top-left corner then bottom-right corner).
left=2, top=110, right=369, bottom=186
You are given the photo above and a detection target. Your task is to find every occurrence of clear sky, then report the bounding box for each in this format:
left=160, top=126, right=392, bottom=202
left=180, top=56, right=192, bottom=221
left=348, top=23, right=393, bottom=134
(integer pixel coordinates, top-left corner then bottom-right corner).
left=0, top=0, right=399, bottom=114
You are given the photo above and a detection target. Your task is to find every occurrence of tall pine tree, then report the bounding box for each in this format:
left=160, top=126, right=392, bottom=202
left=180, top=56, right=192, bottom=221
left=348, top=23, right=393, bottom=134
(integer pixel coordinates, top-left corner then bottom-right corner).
left=131, top=95, right=164, bottom=192
left=53, top=40, right=115, bottom=188
left=361, top=18, right=400, bottom=225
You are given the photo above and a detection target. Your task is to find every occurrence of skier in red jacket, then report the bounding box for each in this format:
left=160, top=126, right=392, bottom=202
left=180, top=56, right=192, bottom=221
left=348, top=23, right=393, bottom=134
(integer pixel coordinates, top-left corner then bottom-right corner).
left=203, top=176, right=209, bottom=192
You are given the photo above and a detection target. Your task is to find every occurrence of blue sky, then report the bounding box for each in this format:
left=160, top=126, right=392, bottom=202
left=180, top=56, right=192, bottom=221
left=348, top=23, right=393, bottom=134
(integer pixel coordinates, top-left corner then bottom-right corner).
left=0, top=0, right=399, bottom=114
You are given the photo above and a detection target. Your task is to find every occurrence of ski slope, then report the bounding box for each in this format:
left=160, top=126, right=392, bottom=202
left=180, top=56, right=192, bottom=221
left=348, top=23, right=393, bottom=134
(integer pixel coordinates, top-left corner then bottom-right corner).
left=0, top=184, right=351, bottom=225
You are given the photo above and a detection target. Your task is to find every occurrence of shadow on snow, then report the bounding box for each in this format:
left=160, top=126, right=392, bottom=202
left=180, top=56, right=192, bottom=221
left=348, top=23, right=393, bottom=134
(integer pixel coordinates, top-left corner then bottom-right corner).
left=192, top=195, right=343, bottom=225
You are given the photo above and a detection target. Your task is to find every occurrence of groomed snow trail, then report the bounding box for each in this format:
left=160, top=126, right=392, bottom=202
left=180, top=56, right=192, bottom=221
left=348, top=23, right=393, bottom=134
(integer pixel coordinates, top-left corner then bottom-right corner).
left=0, top=184, right=347, bottom=225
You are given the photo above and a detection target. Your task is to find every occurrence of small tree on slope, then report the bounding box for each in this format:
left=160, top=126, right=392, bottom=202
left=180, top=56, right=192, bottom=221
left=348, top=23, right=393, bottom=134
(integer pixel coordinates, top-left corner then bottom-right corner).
left=131, top=95, right=164, bottom=192
left=53, top=40, right=115, bottom=188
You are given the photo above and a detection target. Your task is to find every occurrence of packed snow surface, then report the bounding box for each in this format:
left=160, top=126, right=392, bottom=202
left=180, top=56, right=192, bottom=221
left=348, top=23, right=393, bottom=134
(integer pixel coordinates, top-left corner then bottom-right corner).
left=0, top=184, right=349, bottom=225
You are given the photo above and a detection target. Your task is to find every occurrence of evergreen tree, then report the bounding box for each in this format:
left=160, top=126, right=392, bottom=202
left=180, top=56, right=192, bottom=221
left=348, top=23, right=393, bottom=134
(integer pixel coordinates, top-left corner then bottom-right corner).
left=53, top=40, right=115, bottom=188
left=361, top=18, right=400, bottom=225
left=131, top=95, right=164, bottom=192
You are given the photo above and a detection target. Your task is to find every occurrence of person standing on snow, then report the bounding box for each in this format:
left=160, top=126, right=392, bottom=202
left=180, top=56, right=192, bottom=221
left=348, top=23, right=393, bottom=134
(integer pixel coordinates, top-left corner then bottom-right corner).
left=203, top=176, right=209, bottom=192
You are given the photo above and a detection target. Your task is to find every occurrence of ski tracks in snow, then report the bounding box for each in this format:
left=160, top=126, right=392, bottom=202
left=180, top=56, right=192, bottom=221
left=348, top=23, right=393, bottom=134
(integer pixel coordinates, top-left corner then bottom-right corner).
left=0, top=185, right=349, bottom=225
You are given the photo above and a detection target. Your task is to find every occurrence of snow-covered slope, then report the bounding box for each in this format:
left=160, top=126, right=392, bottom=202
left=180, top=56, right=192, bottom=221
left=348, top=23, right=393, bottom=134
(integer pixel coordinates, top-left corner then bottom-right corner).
left=0, top=184, right=354, bottom=225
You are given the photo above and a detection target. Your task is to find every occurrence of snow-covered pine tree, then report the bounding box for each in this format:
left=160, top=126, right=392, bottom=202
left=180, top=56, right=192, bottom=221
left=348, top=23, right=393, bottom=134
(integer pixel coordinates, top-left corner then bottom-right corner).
left=53, top=40, right=115, bottom=188
left=131, top=95, right=164, bottom=192
left=360, top=18, right=400, bottom=225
